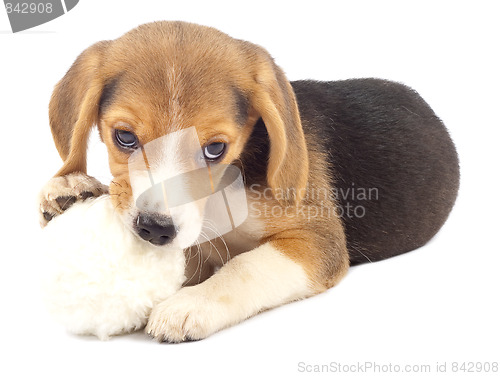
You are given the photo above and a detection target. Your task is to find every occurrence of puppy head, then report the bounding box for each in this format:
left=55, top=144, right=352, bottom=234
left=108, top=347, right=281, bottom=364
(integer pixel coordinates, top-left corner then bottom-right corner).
left=49, top=21, right=308, bottom=248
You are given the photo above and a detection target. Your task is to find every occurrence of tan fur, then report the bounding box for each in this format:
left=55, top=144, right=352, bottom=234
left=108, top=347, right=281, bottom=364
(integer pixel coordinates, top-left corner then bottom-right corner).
left=40, top=21, right=350, bottom=340
left=49, top=41, right=110, bottom=175
left=246, top=135, right=349, bottom=291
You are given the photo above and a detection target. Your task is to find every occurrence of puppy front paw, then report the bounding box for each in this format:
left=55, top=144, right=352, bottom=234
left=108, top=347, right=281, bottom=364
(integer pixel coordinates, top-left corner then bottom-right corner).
left=146, top=286, right=235, bottom=343
left=38, top=172, right=109, bottom=227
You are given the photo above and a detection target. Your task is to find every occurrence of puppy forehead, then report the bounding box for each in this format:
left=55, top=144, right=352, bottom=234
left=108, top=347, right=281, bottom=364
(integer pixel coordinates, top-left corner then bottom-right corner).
left=102, top=24, right=252, bottom=110
left=105, top=23, right=246, bottom=94
left=101, top=69, right=248, bottom=140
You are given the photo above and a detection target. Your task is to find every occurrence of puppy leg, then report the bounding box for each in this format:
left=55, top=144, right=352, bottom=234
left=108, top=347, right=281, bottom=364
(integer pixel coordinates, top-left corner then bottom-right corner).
left=146, top=237, right=348, bottom=342
left=38, top=172, right=108, bottom=227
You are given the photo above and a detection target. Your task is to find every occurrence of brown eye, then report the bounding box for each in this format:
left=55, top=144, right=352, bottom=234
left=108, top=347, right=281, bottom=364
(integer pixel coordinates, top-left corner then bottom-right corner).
left=115, top=129, right=139, bottom=149
left=203, top=142, right=226, bottom=161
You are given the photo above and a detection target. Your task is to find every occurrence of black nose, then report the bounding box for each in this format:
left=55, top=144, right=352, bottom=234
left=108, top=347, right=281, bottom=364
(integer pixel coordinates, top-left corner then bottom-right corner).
left=136, top=213, right=177, bottom=246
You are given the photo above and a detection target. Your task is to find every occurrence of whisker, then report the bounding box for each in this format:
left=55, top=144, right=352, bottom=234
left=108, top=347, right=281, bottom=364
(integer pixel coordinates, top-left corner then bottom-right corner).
left=108, top=192, right=127, bottom=197
left=183, top=241, right=203, bottom=286
left=351, top=244, right=373, bottom=263
left=200, top=220, right=230, bottom=264
left=198, top=231, right=216, bottom=264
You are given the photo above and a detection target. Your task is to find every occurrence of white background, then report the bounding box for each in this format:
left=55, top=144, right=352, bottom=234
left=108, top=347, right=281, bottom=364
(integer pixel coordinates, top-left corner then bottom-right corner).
left=1, top=1, right=499, bottom=375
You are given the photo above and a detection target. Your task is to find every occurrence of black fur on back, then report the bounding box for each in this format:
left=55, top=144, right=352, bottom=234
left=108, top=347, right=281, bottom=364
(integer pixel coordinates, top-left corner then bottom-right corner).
left=291, top=79, right=460, bottom=265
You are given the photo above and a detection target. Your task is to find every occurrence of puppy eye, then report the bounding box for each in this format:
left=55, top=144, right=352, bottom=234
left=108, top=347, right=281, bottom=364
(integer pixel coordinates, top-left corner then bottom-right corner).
left=203, top=142, right=226, bottom=161
left=115, top=129, right=139, bottom=149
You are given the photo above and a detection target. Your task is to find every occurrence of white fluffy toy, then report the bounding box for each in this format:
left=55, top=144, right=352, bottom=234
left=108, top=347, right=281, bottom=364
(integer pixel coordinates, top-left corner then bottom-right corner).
left=41, top=196, right=186, bottom=340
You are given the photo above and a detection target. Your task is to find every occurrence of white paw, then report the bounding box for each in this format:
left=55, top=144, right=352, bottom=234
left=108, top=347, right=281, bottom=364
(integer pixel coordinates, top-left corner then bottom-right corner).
left=146, top=285, right=235, bottom=342
left=38, top=172, right=109, bottom=227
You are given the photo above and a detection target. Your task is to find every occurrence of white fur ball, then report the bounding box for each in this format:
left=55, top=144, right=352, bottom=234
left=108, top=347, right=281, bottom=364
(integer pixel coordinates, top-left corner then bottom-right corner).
left=41, top=196, right=186, bottom=340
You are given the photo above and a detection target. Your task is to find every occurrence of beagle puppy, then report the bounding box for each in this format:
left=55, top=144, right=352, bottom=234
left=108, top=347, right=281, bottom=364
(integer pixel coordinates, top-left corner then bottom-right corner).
left=38, top=21, right=459, bottom=342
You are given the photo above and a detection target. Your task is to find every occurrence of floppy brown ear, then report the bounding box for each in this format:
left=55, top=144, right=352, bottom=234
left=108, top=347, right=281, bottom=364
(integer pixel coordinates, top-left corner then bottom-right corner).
left=250, top=57, right=309, bottom=204
left=49, top=41, right=110, bottom=177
